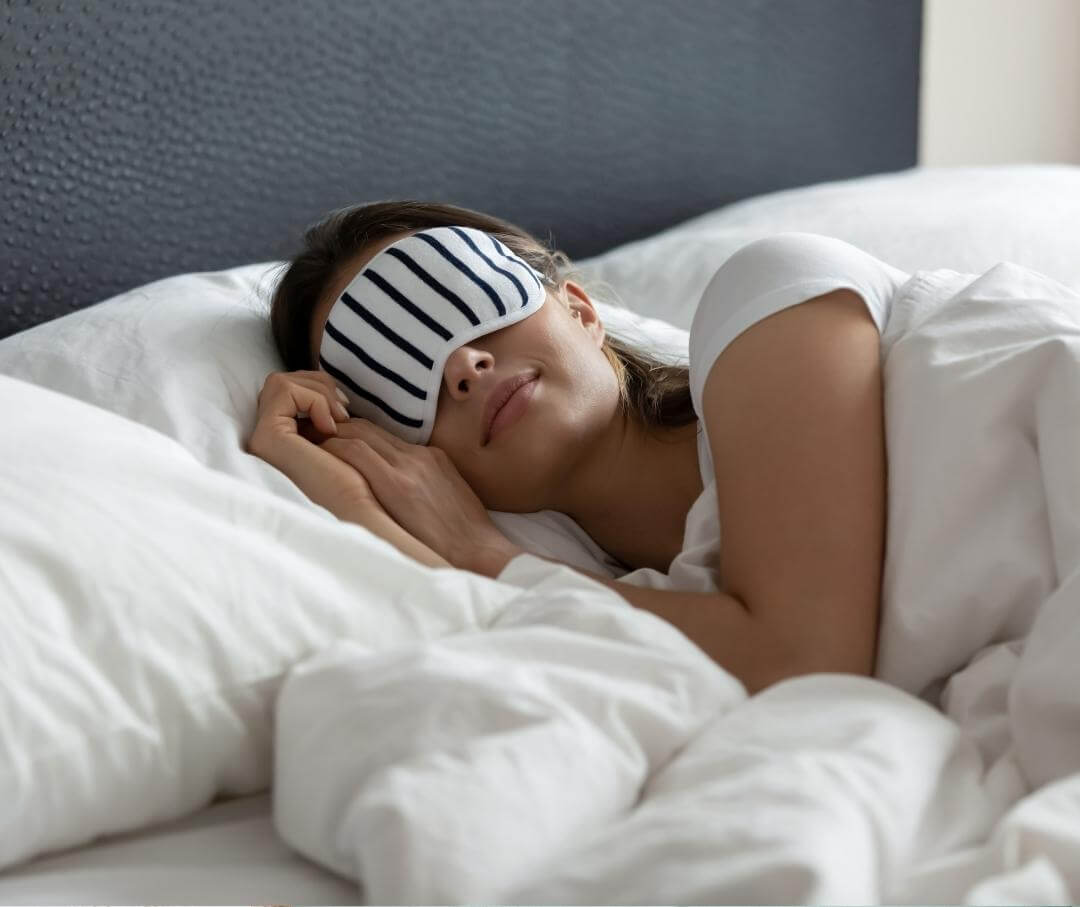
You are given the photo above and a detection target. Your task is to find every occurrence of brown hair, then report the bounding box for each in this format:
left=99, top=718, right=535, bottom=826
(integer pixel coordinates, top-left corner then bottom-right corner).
left=269, top=199, right=698, bottom=437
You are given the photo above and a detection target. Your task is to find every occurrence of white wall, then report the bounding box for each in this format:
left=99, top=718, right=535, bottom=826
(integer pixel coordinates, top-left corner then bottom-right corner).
left=920, top=0, right=1080, bottom=165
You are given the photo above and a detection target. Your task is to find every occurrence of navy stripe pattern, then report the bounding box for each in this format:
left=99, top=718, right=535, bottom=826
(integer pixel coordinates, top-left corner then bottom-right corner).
left=318, top=225, right=548, bottom=445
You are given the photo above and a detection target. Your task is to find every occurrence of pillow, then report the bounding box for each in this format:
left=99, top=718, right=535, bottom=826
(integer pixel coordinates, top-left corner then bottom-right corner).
left=0, top=372, right=540, bottom=870
left=577, top=164, right=1080, bottom=332
left=0, top=262, right=687, bottom=580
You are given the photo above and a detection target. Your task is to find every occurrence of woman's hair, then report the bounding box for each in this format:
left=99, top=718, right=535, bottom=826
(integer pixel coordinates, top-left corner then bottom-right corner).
left=269, top=199, right=697, bottom=437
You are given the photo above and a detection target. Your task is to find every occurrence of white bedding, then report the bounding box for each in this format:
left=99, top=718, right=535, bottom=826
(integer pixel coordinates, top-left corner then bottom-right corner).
left=270, top=256, right=1080, bottom=903
left=3, top=164, right=1080, bottom=905
left=0, top=794, right=360, bottom=905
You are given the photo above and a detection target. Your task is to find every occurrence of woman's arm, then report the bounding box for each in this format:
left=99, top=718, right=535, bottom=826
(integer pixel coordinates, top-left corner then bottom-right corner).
left=472, top=545, right=800, bottom=695
left=339, top=498, right=452, bottom=569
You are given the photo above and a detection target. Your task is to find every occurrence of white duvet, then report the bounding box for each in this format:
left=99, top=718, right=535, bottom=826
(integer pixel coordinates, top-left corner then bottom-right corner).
left=271, top=259, right=1080, bottom=903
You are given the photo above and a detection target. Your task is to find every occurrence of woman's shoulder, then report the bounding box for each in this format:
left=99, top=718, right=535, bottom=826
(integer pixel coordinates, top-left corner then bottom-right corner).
left=689, top=232, right=908, bottom=341
left=700, top=231, right=898, bottom=300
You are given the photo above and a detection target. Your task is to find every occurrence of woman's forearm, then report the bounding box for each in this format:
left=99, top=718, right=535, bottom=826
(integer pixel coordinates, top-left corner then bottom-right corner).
left=251, top=432, right=371, bottom=520
left=597, top=574, right=800, bottom=694
left=359, top=534, right=807, bottom=692
left=340, top=502, right=452, bottom=569
left=481, top=548, right=803, bottom=694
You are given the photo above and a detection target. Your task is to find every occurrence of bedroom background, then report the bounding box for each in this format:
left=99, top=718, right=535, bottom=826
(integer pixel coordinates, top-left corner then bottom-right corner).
left=920, top=0, right=1080, bottom=166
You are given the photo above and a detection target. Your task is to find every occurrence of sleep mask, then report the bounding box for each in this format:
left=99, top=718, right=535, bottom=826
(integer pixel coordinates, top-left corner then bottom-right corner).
left=317, top=224, right=548, bottom=445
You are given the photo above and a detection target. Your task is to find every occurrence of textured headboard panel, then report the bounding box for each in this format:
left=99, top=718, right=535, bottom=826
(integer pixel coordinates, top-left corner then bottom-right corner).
left=0, top=0, right=921, bottom=339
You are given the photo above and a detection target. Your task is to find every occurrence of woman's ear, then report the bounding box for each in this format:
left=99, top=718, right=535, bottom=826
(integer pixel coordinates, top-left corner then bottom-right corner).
left=563, top=281, right=605, bottom=345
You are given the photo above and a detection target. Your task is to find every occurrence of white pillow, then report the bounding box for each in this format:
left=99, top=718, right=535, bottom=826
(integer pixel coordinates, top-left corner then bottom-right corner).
left=577, top=164, right=1080, bottom=332
left=0, top=261, right=694, bottom=580
left=0, top=372, right=539, bottom=870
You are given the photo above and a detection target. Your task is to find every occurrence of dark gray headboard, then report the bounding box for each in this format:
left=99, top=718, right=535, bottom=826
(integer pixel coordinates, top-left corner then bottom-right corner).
left=0, top=0, right=921, bottom=339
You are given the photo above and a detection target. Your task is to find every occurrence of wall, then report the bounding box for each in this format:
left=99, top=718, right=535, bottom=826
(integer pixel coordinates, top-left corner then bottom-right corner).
left=920, top=0, right=1080, bottom=165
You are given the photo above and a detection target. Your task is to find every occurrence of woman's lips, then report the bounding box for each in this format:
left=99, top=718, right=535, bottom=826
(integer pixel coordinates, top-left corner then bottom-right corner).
left=486, top=377, right=538, bottom=443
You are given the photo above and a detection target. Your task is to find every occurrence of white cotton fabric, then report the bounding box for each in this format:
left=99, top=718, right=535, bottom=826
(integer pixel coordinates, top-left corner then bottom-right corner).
left=0, top=794, right=361, bottom=905
left=872, top=261, right=1080, bottom=767
left=0, top=373, right=531, bottom=870
left=273, top=626, right=996, bottom=905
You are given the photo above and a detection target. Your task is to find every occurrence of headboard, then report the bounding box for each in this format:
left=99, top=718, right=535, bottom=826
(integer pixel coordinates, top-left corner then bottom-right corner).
left=0, top=0, right=922, bottom=340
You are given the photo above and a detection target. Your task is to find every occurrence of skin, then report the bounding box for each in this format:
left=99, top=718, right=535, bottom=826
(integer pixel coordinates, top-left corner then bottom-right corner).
left=308, top=231, right=705, bottom=573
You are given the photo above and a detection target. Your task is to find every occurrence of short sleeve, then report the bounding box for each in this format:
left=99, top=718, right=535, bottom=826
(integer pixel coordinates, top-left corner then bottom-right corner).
left=688, top=232, right=911, bottom=424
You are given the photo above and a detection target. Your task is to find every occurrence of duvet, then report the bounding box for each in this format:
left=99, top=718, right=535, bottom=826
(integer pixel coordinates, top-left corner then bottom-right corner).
left=272, top=261, right=1080, bottom=903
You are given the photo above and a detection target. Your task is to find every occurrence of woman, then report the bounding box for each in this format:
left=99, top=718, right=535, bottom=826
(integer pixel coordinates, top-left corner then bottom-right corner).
left=248, top=199, right=896, bottom=695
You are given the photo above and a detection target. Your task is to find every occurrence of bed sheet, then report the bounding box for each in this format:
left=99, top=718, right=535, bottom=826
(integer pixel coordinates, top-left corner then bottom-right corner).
left=0, top=794, right=359, bottom=905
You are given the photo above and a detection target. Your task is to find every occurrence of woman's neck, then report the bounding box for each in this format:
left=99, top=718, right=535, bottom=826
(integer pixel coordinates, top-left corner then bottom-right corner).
left=565, top=417, right=704, bottom=573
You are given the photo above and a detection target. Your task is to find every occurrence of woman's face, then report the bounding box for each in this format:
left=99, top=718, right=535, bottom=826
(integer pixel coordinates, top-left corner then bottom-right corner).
left=310, top=232, right=621, bottom=512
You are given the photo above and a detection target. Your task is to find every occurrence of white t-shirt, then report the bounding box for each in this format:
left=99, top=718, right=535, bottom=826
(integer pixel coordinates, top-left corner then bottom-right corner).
left=618, top=232, right=912, bottom=592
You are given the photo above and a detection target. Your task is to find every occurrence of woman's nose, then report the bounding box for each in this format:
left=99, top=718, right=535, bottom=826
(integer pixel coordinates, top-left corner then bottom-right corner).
left=445, top=346, right=492, bottom=393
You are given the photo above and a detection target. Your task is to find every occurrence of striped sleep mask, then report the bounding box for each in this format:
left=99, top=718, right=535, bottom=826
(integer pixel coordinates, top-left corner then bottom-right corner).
left=317, top=225, right=548, bottom=445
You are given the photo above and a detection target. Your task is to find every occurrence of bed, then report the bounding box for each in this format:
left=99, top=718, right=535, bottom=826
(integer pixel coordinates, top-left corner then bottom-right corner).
left=3, top=0, right=1080, bottom=903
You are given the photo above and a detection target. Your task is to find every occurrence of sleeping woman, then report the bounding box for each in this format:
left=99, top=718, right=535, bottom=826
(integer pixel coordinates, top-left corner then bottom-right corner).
left=246, top=198, right=897, bottom=697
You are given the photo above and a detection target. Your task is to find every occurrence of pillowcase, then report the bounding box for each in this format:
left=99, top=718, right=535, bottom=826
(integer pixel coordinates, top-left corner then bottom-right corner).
left=0, top=371, right=540, bottom=870
left=579, top=164, right=1080, bottom=332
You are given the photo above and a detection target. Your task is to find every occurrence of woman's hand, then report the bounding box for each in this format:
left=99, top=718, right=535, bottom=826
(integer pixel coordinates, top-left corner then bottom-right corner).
left=246, top=370, right=384, bottom=518
left=320, top=418, right=524, bottom=574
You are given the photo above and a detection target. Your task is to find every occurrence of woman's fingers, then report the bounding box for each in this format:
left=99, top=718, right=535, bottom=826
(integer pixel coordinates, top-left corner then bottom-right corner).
left=258, top=372, right=350, bottom=435
left=333, top=418, right=405, bottom=463
left=287, top=377, right=350, bottom=423
left=320, top=437, right=385, bottom=498
left=295, top=370, right=352, bottom=412
left=248, top=369, right=358, bottom=462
